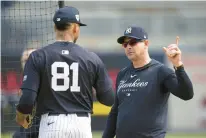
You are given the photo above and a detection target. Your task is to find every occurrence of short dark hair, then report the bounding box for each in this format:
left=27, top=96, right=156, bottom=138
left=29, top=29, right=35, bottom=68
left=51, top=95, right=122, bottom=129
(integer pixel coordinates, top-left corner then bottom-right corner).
left=55, top=22, right=72, bottom=31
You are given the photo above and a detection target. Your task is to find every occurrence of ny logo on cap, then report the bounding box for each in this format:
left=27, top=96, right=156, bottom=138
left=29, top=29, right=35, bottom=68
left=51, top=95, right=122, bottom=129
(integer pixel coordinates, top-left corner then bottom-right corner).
left=56, top=18, right=61, bottom=21
left=125, top=27, right=132, bottom=34
left=75, top=15, right=80, bottom=21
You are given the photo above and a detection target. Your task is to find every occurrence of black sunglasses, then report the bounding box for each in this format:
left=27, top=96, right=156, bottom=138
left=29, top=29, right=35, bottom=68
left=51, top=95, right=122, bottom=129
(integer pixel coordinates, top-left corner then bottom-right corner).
left=122, top=39, right=144, bottom=48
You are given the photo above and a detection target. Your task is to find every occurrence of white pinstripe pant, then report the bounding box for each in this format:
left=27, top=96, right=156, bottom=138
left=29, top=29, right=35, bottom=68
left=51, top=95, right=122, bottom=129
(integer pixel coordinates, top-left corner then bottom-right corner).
left=38, top=113, right=92, bottom=138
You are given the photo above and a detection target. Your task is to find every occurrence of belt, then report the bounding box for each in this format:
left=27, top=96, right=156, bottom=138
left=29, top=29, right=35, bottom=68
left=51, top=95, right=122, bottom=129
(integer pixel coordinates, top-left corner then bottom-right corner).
left=48, top=112, right=88, bottom=117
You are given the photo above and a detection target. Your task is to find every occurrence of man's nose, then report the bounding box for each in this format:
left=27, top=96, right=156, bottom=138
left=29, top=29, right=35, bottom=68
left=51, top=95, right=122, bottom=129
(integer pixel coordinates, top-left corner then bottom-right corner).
left=126, top=44, right=132, bottom=49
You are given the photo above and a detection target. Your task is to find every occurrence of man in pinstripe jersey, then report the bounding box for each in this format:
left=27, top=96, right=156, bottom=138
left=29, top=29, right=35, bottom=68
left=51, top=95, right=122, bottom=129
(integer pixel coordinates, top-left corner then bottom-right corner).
left=15, top=6, right=114, bottom=138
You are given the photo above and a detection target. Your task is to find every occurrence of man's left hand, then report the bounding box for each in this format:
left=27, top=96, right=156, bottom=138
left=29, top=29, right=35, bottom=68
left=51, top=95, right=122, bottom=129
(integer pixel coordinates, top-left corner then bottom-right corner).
left=163, top=36, right=183, bottom=67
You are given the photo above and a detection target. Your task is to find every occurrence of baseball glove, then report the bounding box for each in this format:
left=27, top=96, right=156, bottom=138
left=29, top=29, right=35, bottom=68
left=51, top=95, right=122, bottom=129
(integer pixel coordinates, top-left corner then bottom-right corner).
left=16, top=103, right=36, bottom=129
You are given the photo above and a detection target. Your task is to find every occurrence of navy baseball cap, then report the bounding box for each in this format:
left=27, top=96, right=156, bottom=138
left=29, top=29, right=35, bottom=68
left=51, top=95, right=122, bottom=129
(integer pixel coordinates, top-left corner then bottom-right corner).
left=53, top=6, right=86, bottom=26
left=117, top=26, right=148, bottom=44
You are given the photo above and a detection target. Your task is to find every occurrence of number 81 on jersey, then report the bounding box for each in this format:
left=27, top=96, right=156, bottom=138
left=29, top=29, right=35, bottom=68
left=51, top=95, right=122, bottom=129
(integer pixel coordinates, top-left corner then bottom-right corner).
left=51, top=62, right=80, bottom=92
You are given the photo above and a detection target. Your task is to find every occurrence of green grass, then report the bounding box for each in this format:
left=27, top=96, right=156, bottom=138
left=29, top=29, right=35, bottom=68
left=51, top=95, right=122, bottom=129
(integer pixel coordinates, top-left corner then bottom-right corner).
left=2, top=132, right=206, bottom=138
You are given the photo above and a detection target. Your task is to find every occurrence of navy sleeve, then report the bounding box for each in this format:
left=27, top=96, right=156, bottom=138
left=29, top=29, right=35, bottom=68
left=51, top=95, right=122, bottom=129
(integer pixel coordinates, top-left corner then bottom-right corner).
left=21, top=52, right=41, bottom=91
left=159, top=65, right=194, bottom=100
left=102, top=73, right=121, bottom=138
left=18, top=51, right=42, bottom=114
left=93, top=54, right=114, bottom=106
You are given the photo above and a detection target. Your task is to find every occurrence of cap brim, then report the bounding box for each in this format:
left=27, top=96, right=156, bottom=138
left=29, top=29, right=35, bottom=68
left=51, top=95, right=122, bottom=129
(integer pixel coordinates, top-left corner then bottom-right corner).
left=79, top=22, right=87, bottom=26
left=117, top=35, right=140, bottom=44
left=117, top=36, right=126, bottom=44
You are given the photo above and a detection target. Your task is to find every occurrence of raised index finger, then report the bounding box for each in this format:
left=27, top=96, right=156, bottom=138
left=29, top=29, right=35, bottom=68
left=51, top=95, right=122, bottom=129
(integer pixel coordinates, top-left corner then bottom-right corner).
left=176, top=36, right=180, bottom=46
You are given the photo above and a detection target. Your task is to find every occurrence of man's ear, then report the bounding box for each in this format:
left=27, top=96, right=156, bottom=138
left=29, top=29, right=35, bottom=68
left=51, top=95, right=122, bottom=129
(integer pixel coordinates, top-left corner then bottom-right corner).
left=144, top=40, right=149, bottom=47
left=72, top=23, right=79, bottom=34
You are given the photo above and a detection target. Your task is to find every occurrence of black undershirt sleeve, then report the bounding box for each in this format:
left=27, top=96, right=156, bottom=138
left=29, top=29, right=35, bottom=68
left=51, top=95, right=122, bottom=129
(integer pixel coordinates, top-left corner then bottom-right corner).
left=17, top=89, right=37, bottom=114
